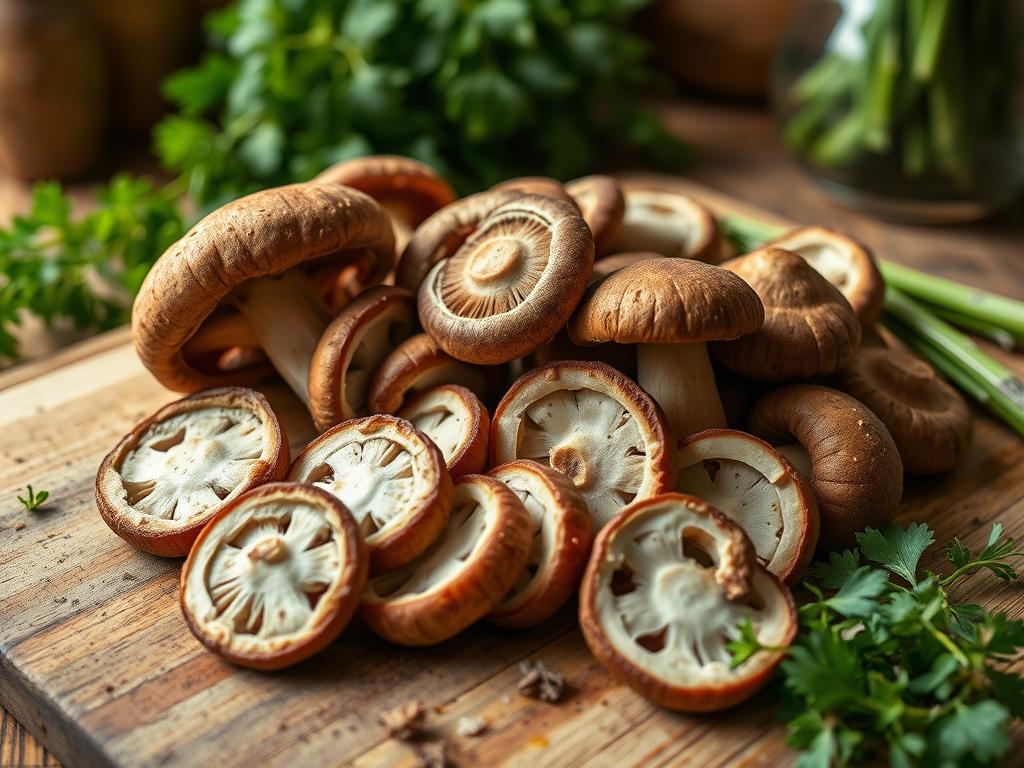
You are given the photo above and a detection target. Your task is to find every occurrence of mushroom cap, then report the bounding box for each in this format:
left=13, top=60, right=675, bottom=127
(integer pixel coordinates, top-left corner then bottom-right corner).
left=568, top=258, right=764, bottom=346
left=491, top=361, right=676, bottom=529
left=712, top=248, right=861, bottom=382
left=613, top=188, right=721, bottom=263
left=308, top=285, right=417, bottom=432
left=132, top=183, right=395, bottom=393
left=397, top=384, right=490, bottom=479
left=579, top=493, right=796, bottom=712
left=491, top=176, right=576, bottom=205
left=287, top=414, right=452, bottom=574
left=833, top=346, right=971, bottom=474
left=765, top=226, right=884, bottom=325
left=748, top=384, right=903, bottom=552
left=180, top=482, right=368, bottom=670
left=565, top=175, right=626, bottom=257
left=96, top=387, right=289, bottom=557
left=676, top=429, right=819, bottom=583
left=588, top=251, right=658, bottom=283
left=418, top=195, right=594, bottom=364
left=488, top=460, right=593, bottom=628
left=360, top=474, right=534, bottom=645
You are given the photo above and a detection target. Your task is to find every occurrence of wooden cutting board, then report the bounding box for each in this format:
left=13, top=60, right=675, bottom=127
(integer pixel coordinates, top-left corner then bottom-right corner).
left=2, top=178, right=1023, bottom=768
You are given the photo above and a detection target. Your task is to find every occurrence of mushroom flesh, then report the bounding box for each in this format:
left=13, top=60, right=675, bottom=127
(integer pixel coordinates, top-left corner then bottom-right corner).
left=613, top=188, right=721, bottom=263
left=397, top=384, right=491, bottom=479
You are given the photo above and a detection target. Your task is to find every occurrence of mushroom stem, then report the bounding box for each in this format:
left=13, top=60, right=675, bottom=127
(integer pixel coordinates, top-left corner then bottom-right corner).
left=637, top=342, right=726, bottom=439
left=776, top=444, right=813, bottom=482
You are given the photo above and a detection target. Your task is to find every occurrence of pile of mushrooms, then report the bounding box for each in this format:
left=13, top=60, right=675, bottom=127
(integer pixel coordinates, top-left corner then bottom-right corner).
left=96, top=158, right=972, bottom=713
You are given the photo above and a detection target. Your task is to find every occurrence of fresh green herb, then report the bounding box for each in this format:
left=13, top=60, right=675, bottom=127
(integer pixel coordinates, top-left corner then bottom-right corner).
left=17, top=485, right=49, bottom=511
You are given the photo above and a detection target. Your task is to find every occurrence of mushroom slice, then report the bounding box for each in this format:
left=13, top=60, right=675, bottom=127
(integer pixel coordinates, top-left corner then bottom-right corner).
left=491, top=361, right=675, bottom=530
left=766, top=226, right=884, bottom=325
left=579, top=493, right=796, bottom=712
left=308, top=286, right=417, bottom=432
left=96, top=387, right=288, bottom=557
left=288, top=415, right=452, bottom=573
left=418, top=195, right=594, bottom=365
left=613, top=188, right=721, bottom=263
left=488, top=460, right=593, bottom=628
left=491, top=176, right=576, bottom=206
left=180, top=483, right=368, bottom=670
left=833, top=346, right=971, bottom=474
left=676, top=429, right=819, bottom=583
left=749, top=384, right=903, bottom=552
left=368, top=333, right=491, bottom=415
left=361, top=474, right=533, bottom=645
left=397, top=385, right=490, bottom=479
left=565, top=175, right=626, bottom=257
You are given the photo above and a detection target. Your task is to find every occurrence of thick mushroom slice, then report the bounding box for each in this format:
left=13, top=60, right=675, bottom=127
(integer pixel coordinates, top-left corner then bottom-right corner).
left=579, top=493, right=796, bottom=712
left=676, top=429, right=819, bottom=583
left=180, top=483, right=368, bottom=670
left=488, top=460, right=593, bottom=628
left=833, top=346, right=971, bottom=474
left=288, top=415, right=452, bottom=573
left=613, top=188, right=721, bottom=263
left=361, top=474, right=533, bottom=645
left=308, top=286, right=417, bottom=432
left=397, top=385, right=490, bottom=479
left=565, top=175, right=626, bottom=257
left=418, top=195, right=594, bottom=365
left=491, top=361, right=675, bottom=530
left=749, top=384, right=903, bottom=552
left=96, top=387, right=288, bottom=557
left=491, top=176, right=576, bottom=206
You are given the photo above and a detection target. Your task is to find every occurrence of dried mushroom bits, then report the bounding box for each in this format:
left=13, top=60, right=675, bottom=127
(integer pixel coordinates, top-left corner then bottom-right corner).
left=95, top=388, right=288, bottom=557
left=565, top=175, right=626, bottom=257
left=180, top=483, right=367, bottom=671
left=613, top=188, right=721, bottom=263
left=361, top=475, right=533, bottom=646
left=579, top=494, right=796, bottom=712
left=488, top=461, right=593, bottom=629
left=491, top=361, right=675, bottom=530
left=397, top=385, right=490, bottom=479
left=288, top=415, right=452, bottom=574
left=418, top=194, right=595, bottom=365
left=676, top=430, right=819, bottom=583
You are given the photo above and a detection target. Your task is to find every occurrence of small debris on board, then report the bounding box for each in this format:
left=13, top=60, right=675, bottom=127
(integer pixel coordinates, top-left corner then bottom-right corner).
left=518, top=659, right=565, bottom=703
left=14, top=521, right=26, bottom=531
left=380, top=701, right=427, bottom=740
left=456, top=715, right=488, bottom=737
left=417, top=739, right=448, bottom=768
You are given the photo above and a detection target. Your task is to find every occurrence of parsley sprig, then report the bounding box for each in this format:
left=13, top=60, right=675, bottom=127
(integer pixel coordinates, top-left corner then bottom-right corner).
left=17, top=485, right=49, bottom=511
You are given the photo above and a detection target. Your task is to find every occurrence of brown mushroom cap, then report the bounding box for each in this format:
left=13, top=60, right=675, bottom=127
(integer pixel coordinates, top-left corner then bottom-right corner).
left=179, top=482, right=368, bottom=671
left=565, top=175, right=626, bottom=257
left=491, top=176, right=576, bottom=205
left=748, top=384, right=903, bottom=552
left=397, top=384, right=490, bottom=479
left=712, top=248, right=861, bottom=382
left=612, top=188, right=721, bottom=263
left=95, top=387, right=289, bottom=557
left=588, top=251, right=658, bottom=283
left=308, top=286, right=417, bottom=432
left=833, top=346, right=971, bottom=474
left=418, top=195, right=594, bottom=365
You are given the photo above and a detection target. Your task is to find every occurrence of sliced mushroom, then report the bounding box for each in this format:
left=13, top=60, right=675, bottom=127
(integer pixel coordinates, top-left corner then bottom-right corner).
left=361, top=474, right=533, bottom=645
left=579, top=493, right=796, bottom=712
left=488, top=460, right=593, bottom=628
left=676, top=429, right=819, bottom=583
left=491, top=176, right=576, bottom=206
left=749, top=384, right=903, bottom=552
left=613, top=188, right=721, bottom=263
left=397, top=385, right=490, bottom=479
left=288, top=415, right=452, bottom=573
left=95, top=388, right=288, bottom=557
left=308, top=286, right=417, bottom=432
left=491, top=361, right=675, bottom=530
left=418, top=195, right=594, bottom=365
left=565, top=175, right=625, bottom=256
left=833, top=346, right=971, bottom=474
left=180, top=482, right=367, bottom=670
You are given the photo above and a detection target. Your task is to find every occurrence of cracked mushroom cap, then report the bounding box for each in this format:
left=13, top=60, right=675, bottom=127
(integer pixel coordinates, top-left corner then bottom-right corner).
left=833, top=346, right=971, bottom=474
left=360, top=474, right=534, bottom=645
left=308, top=286, right=417, bottom=432
left=749, top=384, right=903, bottom=552
left=491, top=361, right=675, bottom=530
left=287, top=415, right=452, bottom=574
left=418, top=195, right=594, bottom=365
left=132, top=183, right=395, bottom=393
left=180, top=483, right=368, bottom=670
left=491, top=176, right=576, bottom=205
left=613, top=188, right=721, bottom=263
left=96, top=387, right=288, bottom=557
left=397, top=385, right=490, bottom=479
left=766, top=226, right=884, bottom=325
left=676, top=429, right=819, bottom=583
left=487, top=460, right=593, bottom=628
left=712, top=248, right=861, bottom=382
left=579, top=493, right=796, bottom=712
left=565, top=175, right=626, bottom=257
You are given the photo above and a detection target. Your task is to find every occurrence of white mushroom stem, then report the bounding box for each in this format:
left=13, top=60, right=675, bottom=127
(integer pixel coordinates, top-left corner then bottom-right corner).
left=637, top=342, right=726, bottom=440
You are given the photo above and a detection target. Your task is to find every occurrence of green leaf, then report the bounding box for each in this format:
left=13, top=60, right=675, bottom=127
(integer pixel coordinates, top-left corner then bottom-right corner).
left=238, top=121, right=285, bottom=177
left=812, top=549, right=861, bottom=590
left=825, top=566, right=888, bottom=617
left=932, top=701, right=1010, bottom=764
left=945, top=536, right=971, bottom=568
left=342, top=0, right=399, bottom=46
left=163, top=55, right=236, bottom=115
left=986, top=667, right=1024, bottom=717
left=726, top=617, right=764, bottom=668
left=909, top=653, right=959, bottom=696
left=856, top=522, right=935, bottom=585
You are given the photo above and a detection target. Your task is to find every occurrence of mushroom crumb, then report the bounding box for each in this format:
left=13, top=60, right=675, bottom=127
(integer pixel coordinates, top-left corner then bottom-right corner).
left=14, top=521, right=26, bottom=531
left=417, top=739, right=448, bottom=768
left=380, top=701, right=427, bottom=740
left=456, top=715, right=488, bottom=737
left=518, top=660, right=565, bottom=702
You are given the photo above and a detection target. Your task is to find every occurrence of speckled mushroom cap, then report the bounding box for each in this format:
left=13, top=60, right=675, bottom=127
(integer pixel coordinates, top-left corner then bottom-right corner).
left=419, top=195, right=594, bottom=364
left=565, top=175, right=625, bottom=256
left=132, top=183, right=395, bottom=393
left=397, top=384, right=490, bottom=479
left=833, top=346, right=971, bottom=475
left=712, top=248, right=861, bottom=382
left=613, top=188, right=721, bottom=262
left=491, top=176, right=576, bottom=205
left=749, top=384, right=903, bottom=552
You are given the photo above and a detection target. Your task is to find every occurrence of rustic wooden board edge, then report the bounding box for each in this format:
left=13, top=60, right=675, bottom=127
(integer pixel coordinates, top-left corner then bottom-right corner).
left=0, top=328, right=132, bottom=393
